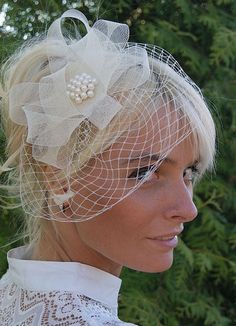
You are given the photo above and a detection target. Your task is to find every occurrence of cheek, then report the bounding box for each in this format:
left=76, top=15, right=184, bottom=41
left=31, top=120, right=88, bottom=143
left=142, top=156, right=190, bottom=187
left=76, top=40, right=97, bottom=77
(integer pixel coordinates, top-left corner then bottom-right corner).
left=128, top=182, right=166, bottom=218
left=74, top=188, right=176, bottom=272
left=74, top=180, right=169, bottom=250
left=96, top=185, right=165, bottom=240
left=76, top=206, right=134, bottom=253
left=75, top=193, right=153, bottom=258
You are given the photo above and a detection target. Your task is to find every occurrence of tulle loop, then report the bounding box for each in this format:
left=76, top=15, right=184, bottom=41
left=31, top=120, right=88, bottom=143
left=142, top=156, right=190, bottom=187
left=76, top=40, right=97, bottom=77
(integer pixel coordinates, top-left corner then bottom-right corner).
left=47, top=9, right=91, bottom=43
left=9, top=10, right=150, bottom=168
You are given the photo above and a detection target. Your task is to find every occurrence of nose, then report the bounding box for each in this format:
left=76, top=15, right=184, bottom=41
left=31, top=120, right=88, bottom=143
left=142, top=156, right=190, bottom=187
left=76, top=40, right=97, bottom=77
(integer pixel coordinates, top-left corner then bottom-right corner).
left=164, top=181, right=198, bottom=223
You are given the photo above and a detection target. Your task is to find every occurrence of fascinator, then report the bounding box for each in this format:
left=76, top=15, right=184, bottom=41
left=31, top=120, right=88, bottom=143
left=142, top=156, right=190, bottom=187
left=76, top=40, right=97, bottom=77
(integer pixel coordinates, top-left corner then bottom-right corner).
left=8, top=10, right=212, bottom=221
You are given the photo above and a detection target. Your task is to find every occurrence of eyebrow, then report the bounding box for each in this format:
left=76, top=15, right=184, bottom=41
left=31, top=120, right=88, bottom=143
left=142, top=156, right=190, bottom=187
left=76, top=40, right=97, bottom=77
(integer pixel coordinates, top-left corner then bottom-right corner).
left=123, top=153, right=198, bottom=167
left=127, top=154, right=174, bottom=166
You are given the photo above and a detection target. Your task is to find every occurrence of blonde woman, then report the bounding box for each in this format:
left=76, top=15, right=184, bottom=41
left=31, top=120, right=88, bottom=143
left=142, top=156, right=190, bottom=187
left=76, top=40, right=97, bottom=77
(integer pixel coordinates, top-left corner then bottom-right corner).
left=0, top=10, right=215, bottom=326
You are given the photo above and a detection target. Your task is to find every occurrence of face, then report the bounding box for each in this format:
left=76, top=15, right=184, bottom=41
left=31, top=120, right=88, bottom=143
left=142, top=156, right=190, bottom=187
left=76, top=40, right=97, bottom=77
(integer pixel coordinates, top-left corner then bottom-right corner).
left=71, top=139, right=197, bottom=272
left=46, top=108, right=199, bottom=276
left=65, top=136, right=198, bottom=275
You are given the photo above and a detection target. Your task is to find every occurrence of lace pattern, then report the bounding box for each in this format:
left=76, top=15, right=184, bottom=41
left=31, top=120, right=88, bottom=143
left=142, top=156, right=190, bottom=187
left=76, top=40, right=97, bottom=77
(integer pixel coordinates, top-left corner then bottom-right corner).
left=0, top=278, right=137, bottom=326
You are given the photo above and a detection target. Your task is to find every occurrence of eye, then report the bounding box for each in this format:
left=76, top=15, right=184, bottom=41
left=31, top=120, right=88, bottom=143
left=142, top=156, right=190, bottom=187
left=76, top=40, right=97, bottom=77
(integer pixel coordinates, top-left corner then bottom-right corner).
left=128, top=165, right=158, bottom=181
left=183, top=165, right=200, bottom=184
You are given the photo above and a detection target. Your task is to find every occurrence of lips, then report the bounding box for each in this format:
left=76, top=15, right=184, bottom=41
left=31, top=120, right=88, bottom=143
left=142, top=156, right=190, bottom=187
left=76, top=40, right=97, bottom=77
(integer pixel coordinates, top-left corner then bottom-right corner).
left=146, top=235, right=178, bottom=249
left=147, top=230, right=183, bottom=241
left=155, top=235, right=177, bottom=241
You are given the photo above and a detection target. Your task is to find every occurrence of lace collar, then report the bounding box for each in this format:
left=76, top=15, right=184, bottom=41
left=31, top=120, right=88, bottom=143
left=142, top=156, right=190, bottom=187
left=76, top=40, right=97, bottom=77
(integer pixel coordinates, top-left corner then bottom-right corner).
left=7, top=246, right=122, bottom=313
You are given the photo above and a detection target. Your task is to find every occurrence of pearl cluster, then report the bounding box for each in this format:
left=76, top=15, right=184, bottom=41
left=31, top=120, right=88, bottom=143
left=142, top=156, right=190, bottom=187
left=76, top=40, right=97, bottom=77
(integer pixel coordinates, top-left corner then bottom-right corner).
left=66, top=73, right=97, bottom=104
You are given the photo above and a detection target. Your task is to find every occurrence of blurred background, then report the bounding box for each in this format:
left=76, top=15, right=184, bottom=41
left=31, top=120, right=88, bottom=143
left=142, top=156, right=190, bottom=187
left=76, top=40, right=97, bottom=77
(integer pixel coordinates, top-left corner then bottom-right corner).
left=0, top=1, right=235, bottom=325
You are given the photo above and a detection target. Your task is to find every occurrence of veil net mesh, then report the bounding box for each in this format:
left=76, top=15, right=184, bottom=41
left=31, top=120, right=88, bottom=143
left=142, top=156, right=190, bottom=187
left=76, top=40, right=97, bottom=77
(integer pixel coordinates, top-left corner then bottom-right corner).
left=8, top=10, right=205, bottom=222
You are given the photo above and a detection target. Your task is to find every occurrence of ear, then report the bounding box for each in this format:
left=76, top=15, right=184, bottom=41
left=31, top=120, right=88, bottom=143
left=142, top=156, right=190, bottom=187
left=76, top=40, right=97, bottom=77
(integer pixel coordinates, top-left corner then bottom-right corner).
left=43, top=165, right=74, bottom=203
left=53, top=190, right=75, bottom=205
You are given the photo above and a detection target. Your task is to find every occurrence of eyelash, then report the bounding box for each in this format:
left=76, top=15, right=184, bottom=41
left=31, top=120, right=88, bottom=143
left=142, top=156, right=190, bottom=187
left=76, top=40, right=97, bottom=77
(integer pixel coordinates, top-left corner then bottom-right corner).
left=183, top=165, right=200, bottom=183
left=128, top=164, right=200, bottom=182
left=128, top=164, right=156, bottom=181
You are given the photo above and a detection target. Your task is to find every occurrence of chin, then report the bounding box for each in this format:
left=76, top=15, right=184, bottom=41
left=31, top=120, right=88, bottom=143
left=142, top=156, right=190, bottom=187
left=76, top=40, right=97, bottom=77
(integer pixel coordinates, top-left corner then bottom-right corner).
left=143, top=261, right=174, bottom=273
left=129, top=251, right=174, bottom=273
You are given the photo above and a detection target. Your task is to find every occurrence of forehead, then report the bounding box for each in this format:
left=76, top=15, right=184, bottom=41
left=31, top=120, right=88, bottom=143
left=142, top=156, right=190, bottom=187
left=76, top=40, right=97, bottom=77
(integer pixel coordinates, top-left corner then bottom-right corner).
left=100, top=105, right=192, bottom=164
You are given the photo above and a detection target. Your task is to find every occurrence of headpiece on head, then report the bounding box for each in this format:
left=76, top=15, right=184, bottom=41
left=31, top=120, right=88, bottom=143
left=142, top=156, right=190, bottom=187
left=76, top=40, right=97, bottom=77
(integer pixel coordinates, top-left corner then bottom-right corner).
left=8, top=10, right=215, bottom=222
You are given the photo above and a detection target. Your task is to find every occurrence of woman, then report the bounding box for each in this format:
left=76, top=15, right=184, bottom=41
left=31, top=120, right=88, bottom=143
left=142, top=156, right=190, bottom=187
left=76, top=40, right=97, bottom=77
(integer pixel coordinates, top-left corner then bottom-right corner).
left=0, top=9, right=215, bottom=326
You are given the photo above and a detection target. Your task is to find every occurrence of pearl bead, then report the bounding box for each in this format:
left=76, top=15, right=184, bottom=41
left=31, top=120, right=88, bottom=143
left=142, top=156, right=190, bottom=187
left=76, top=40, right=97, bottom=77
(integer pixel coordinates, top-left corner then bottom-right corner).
left=80, top=85, right=87, bottom=92
left=87, top=90, right=94, bottom=98
left=75, top=88, right=81, bottom=95
left=81, top=92, right=87, bottom=99
left=75, top=96, right=82, bottom=104
left=70, top=92, right=75, bottom=99
left=67, top=72, right=97, bottom=104
left=88, top=83, right=95, bottom=90
left=81, top=79, right=87, bottom=85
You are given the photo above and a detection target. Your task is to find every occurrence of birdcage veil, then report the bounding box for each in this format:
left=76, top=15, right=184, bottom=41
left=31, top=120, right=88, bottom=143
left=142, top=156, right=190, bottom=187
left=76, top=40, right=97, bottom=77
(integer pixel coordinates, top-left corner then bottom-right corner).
left=8, top=9, right=215, bottom=222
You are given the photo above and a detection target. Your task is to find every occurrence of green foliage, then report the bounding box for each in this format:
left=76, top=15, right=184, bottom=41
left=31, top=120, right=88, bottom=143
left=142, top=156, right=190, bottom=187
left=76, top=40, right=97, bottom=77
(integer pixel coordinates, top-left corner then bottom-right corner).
left=0, top=0, right=236, bottom=325
left=210, top=27, right=236, bottom=67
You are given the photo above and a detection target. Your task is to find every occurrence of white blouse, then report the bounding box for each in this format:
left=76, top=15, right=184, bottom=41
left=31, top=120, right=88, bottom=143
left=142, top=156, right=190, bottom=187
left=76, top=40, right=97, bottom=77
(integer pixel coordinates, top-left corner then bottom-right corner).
left=0, top=246, right=137, bottom=325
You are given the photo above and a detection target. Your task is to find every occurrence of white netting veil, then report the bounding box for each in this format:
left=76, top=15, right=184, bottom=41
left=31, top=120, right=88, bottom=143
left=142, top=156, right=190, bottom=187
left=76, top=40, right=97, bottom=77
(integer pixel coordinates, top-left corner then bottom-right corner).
left=8, top=9, right=215, bottom=222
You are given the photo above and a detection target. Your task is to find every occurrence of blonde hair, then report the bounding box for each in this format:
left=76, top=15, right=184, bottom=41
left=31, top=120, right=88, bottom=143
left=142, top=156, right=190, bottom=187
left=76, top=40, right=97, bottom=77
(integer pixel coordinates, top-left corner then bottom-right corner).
left=0, top=35, right=216, bottom=246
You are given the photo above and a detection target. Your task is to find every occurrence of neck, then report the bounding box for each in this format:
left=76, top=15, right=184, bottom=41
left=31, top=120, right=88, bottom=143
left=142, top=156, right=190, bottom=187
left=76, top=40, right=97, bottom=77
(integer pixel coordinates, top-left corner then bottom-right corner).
left=31, top=220, right=123, bottom=277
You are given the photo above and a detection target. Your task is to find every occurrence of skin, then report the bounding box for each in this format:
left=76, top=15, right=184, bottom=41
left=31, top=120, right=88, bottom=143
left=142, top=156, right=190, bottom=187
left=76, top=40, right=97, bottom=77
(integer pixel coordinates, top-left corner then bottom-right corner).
left=32, top=136, right=198, bottom=277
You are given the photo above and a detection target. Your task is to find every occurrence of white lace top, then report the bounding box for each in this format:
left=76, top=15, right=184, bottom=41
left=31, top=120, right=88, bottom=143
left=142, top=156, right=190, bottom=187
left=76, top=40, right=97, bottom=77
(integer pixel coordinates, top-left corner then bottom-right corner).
left=0, top=246, right=137, bottom=325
